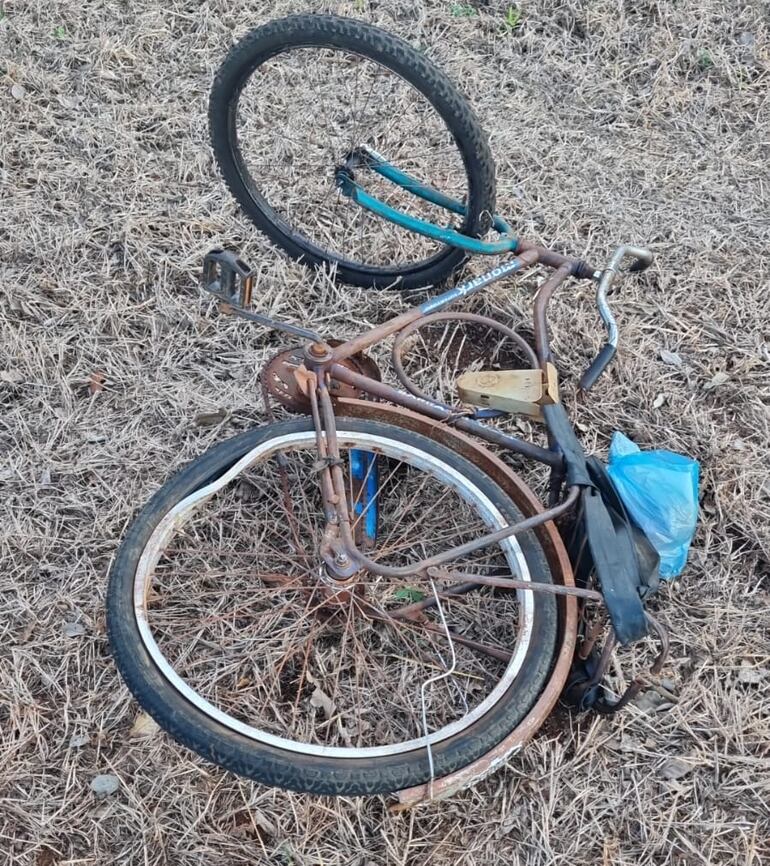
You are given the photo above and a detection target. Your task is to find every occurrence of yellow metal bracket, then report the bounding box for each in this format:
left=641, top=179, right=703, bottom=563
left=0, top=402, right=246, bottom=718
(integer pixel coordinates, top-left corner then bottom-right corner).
left=456, top=364, right=559, bottom=419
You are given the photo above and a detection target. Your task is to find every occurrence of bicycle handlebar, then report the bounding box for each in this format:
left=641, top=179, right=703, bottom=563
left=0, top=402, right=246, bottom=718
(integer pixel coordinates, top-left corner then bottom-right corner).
left=579, top=245, right=654, bottom=391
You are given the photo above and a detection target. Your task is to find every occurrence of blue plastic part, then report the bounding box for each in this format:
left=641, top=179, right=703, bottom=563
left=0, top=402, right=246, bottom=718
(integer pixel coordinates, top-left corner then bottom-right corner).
left=607, top=432, right=700, bottom=579
left=336, top=158, right=518, bottom=255
left=349, top=449, right=378, bottom=545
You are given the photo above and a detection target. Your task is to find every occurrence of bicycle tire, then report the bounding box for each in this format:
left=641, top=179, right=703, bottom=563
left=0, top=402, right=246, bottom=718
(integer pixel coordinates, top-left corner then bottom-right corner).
left=209, top=15, right=497, bottom=290
left=107, top=417, right=555, bottom=795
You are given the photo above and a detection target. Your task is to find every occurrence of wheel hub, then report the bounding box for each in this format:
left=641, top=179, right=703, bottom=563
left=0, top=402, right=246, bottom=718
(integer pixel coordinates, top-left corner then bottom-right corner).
left=261, top=565, right=365, bottom=612
left=317, top=567, right=364, bottom=608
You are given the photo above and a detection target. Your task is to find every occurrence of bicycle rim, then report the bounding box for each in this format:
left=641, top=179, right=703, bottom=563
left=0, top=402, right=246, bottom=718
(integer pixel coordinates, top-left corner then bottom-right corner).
left=131, top=428, right=538, bottom=759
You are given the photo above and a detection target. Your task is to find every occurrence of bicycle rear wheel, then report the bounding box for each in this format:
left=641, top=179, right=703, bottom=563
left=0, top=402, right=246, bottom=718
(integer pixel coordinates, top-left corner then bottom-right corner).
left=209, top=15, right=496, bottom=290
left=108, top=416, right=556, bottom=795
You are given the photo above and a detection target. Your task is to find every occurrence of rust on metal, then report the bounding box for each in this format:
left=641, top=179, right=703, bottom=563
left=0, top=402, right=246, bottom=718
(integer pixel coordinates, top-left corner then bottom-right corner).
left=403, top=486, right=579, bottom=575
left=324, top=482, right=578, bottom=581
left=308, top=341, right=332, bottom=359
left=331, top=307, right=425, bottom=365
left=331, top=362, right=563, bottom=468
left=263, top=342, right=380, bottom=412
left=306, top=376, right=339, bottom=517
left=336, top=397, right=572, bottom=537
left=592, top=614, right=670, bottom=714
left=516, top=240, right=596, bottom=280
left=426, top=567, right=603, bottom=602
left=577, top=613, right=605, bottom=661
left=533, top=262, right=572, bottom=367
left=333, top=398, right=580, bottom=805
left=331, top=251, right=541, bottom=367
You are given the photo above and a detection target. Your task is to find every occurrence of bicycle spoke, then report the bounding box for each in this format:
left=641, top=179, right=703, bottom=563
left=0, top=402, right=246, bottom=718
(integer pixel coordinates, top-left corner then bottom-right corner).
left=138, top=428, right=538, bottom=755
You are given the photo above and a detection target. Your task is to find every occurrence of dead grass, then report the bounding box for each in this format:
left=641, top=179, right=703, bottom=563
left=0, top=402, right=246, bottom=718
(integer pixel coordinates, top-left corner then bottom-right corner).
left=1, top=0, right=769, bottom=863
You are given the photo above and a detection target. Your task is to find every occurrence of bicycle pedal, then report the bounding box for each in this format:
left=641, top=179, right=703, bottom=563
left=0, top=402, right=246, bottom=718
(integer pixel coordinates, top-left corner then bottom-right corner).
left=456, top=364, right=559, bottom=419
left=202, top=249, right=254, bottom=308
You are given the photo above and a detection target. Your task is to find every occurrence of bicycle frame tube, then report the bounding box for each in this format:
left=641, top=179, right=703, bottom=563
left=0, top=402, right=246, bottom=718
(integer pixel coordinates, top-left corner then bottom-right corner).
left=327, top=249, right=578, bottom=413
left=366, top=155, right=516, bottom=236
left=329, top=362, right=561, bottom=468
left=338, top=181, right=520, bottom=255
left=337, top=147, right=519, bottom=255
left=331, top=249, right=540, bottom=365
left=337, top=147, right=599, bottom=278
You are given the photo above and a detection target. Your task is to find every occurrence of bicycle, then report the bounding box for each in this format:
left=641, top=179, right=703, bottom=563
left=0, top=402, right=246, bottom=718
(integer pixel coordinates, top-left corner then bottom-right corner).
left=107, top=15, right=669, bottom=801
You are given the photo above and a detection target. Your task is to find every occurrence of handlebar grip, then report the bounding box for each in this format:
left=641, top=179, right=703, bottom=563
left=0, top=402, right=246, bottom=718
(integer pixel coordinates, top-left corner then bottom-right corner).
left=579, top=343, right=617, bottom=391
left=628, top=255, right=652, bottom=273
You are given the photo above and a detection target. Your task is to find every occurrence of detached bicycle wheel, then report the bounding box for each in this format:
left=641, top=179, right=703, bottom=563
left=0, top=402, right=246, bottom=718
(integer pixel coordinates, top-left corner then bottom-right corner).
left=209, top=15, right=496, bottom=290
left=108, top=417, right=556, bottom=795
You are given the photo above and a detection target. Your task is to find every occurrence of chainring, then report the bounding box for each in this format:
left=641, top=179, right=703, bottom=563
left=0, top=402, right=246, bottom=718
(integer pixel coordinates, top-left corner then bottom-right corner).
left=262, top=342, right=381, bottom=413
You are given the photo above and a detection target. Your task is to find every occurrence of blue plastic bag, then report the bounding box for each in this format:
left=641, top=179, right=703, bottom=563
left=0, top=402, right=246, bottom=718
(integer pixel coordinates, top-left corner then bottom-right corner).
left=607, top=432, right=699, bottom=579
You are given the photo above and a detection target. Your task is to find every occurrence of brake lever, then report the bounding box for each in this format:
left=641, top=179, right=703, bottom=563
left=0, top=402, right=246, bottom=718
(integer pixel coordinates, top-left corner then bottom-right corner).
left=579, top=245, right=653, bottom=391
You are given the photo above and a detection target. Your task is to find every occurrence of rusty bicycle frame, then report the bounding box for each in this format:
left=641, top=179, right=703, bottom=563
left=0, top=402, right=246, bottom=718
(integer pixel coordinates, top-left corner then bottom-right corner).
left=202, top=170, right=666, bottom=800
left=302, top=246, right=585, bottom=581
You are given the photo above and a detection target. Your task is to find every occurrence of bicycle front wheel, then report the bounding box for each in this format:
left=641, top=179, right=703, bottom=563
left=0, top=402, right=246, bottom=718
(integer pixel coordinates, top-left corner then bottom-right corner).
left=107, top=416, right=555, bottom=795
left=209, top=15, right=496, bottom=290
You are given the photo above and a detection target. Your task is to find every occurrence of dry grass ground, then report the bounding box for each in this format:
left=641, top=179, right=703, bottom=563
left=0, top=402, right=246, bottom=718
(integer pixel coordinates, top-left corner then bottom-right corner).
left=1, top=0, right=769, bottom=863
